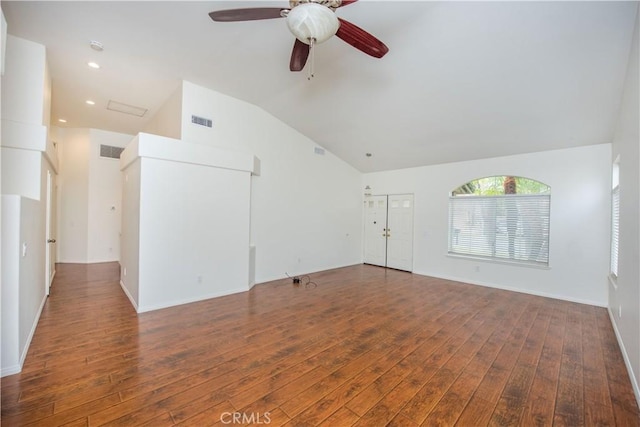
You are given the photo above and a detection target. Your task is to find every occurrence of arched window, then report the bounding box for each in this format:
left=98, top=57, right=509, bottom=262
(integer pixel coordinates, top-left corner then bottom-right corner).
left=449, top=176, right=550, bottom=266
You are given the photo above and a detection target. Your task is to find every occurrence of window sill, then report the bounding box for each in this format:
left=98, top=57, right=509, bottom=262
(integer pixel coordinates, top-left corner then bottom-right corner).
left=447, top=253, right=551, bottom=270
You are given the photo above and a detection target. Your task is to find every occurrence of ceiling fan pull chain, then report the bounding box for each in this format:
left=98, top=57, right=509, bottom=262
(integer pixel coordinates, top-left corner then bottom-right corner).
left=308, top=37, right=316, bottom=80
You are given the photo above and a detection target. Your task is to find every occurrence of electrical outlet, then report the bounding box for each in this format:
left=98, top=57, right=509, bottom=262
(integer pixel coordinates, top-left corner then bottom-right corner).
left=123, top=267, right=127, bottom=276
left=619, top=305, right=622, bottom=318
left=197, top=276, right=203, bottom=284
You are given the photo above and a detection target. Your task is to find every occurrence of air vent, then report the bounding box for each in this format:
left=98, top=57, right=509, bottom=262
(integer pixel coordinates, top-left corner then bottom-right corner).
left=191, top=115, right=212, bottom=128
left=100, top=144, right=125, bottom=159
left=314, top=147, right=325, bottom=155
left=107, top=100, right=147, bottom=117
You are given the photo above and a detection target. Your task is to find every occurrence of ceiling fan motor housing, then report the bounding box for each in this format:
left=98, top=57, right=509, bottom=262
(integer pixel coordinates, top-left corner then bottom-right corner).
left=286, top=2, right=340, bottom=44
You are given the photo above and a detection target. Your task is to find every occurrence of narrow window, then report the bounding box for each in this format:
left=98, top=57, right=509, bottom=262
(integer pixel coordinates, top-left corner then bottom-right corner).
left=449, top=176, right=551, bottom=266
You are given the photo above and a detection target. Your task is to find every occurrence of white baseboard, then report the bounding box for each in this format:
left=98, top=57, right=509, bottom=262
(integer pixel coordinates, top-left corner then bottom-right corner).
left=0, top=364, right=21, bottom=377
left=255, top=262, right=362, bottom=285
left=2, top=294, right=48, bottom=378
left=119, top=280, right=139, bottom=312
left=136, top=287, right=250, bottom=313
left=607, top=307, right=640, bottom=407
left=413, top=270, right=607, bottom=307
left=19, top=294, right=47, bottom=366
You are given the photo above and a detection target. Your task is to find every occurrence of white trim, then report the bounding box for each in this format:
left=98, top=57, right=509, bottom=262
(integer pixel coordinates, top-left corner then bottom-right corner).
left=0, top=364, right=21, bottom=377
left=607, top=307, right=640, bottom=407
left=120, top=133, right=257, bottom=174
left=20, top=295, right=47, bottom=366
left=413, top=269, right=607, bottom=307
left=446, top=253, right=551, bottom=270
left=49, top=269, right=56, bottom=286
left=119, top=280, right=138, bottom=312
left=56, top=259, right=118, bottom=264
left=254, top=262, right=362, bottom=286
left=2, top=294, right=48, bottom=377
left=136, top=287, right=249, bottom=313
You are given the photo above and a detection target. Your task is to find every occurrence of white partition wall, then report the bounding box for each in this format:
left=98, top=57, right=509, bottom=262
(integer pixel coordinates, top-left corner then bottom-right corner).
left=120, top=133, right=258, bottom=312
left=609, top=7, right=640, bottom=404
left=1, top=34, right=56, bottom=376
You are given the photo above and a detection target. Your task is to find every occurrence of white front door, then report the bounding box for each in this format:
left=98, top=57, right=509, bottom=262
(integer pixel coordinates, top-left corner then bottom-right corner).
left=363, top=194, right=414, bottom=272
left=363, top=195, right=388, bottom=267
left=386, top=194, right=414, bottom=271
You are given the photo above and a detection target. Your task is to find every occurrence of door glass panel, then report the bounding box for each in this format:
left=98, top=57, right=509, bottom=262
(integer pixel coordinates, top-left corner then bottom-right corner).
left=403, top=200, right=411, bottom=208
left=369, top=201, right=374, bottom=208
left=391, top=201, right=399, bottom=208
left=378, top=200, right=385, bottom=208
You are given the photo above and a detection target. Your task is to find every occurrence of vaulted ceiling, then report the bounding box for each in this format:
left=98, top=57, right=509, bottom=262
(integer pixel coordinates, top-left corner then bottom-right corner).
left=2, top=1, right=637, bottom=172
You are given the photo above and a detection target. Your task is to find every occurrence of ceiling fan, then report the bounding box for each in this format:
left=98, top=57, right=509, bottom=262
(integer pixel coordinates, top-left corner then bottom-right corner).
left=209, top=0, right=389, bottom=75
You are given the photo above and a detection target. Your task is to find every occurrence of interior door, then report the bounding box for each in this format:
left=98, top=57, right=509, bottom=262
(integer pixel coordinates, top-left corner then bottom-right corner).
left=386, top=194, right=414, bottom=271
left=363, top=195, right=388, bottom=267
left=45, top=170, right=55, bottom=295
left=363, top=194, right=414, bottom=271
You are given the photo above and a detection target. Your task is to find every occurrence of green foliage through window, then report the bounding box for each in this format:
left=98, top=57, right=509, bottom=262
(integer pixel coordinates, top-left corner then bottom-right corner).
left=452, top=176, right=550, bottom=196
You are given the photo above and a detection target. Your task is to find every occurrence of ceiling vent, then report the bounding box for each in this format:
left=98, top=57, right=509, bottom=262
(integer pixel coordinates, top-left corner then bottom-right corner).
left=107, top=100, right=147, bottom=117
left=100, top=144, right=125, bottom=159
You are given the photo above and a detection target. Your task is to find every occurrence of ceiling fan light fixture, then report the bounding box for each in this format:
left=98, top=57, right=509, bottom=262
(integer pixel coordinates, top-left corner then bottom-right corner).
left=286, top=2, right=339, bottom=44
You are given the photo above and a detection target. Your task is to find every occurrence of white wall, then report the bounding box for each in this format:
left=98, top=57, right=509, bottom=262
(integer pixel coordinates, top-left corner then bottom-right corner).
left=87, top=129, right=132, bottom=262
left=1, top=33, right=49, bottom=200
left=179, top=81, right=363, bottom=283
left=609, top=7, right=640, bottom=403
left=0, top=34, right=52, bottom=376
left=2, top=196, right=21, bottom=374
left=57, top=128, right=90, bottom=262
left=1, top=145, right=42, bottom=200
left=56, top=127, right=133, bottom=263
left=1, top=6, right=7, bottom=76
left=1, top=195, right=46, bottom=376
left=143, top=82, right=182, bottom=140
left=1, top=35, right=45, bottom=125
left=17, top=196, right=45, bottom=362
left=364, top=144, right=612, bottom=306
left=120, top=156, right=141, bottom=308
left=120, top=134, right=255, bottom=312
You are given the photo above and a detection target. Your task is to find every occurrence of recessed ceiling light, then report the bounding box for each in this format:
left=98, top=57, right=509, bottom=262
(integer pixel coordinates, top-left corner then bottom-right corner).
left=58, top=119, right=67, bottom=123
left=87, top=61, right=100, bottom=69
left=89, top=40, right=104, bottom=51
left=86, top=100, right=95, bottom=105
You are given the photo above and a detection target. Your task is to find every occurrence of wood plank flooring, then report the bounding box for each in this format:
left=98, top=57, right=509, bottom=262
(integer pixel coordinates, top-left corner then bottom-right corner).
left=1, top=263, right=639, bottom=426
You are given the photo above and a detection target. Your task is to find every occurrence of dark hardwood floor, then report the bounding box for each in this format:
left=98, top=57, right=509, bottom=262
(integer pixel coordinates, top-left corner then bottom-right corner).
left=1, top=263, right=639, bottom=426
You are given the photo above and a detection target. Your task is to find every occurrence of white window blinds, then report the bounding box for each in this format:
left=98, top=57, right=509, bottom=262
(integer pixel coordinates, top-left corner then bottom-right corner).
left=449, top=194, right=550, bottom=265
left=611, top=186, right=620, bottom=277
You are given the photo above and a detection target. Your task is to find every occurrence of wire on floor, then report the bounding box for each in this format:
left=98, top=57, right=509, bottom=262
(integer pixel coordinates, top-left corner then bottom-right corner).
left=285, top=272, right=317, bottom=289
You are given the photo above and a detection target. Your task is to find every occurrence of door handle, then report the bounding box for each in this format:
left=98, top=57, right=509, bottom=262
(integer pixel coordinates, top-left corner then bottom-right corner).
left=47, top=239, right=56, bottom=243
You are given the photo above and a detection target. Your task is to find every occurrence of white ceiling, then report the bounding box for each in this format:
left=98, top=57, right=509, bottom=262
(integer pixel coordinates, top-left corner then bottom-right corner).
left=2, top=1, right=637, bottom=172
